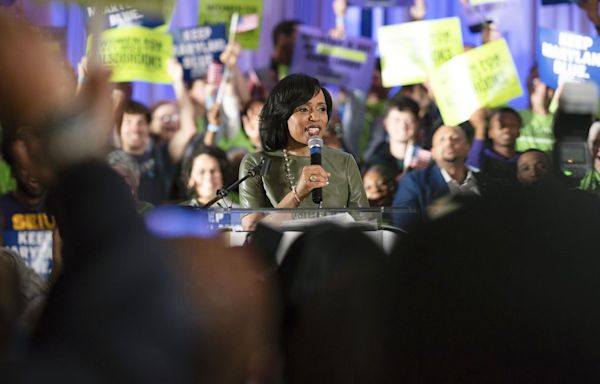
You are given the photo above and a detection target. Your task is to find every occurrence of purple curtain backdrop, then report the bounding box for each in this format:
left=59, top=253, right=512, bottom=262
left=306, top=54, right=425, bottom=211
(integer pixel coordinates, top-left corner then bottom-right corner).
left=12, top=0, right=599, bottom=109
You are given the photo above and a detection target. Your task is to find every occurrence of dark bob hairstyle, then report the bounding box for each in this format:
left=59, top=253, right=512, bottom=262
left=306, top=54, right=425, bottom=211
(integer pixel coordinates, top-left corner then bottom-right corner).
left=259, top=73, right=333, bottom=151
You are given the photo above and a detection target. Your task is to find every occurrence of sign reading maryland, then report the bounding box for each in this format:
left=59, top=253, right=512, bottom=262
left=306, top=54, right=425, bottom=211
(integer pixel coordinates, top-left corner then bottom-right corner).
left=538, top=26, right=600, bottom=93
left=172, top=24, right=227, bottom=82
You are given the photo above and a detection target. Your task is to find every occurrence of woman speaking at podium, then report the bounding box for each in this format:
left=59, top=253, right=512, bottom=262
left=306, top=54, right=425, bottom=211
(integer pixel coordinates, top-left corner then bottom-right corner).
left=239, top=74, right=368, bottom=210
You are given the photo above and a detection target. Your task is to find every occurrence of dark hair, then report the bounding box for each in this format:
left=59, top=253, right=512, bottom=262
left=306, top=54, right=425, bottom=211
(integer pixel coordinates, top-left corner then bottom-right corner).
left=259, top=73, right=333, bottom=151
left=385, top=95, right=419, bottom=120
left=123, top=100, right=151, bottom=124
left=490, top=106, right=522, bottom=127
left=272, top=20, right=300, bottom=46
left=520, top=148, right=551, bottom=165
left=118, top=100, right=151, bottom=136
left=181, top=144, right=234, bottom=199
left=149, top=100, right=176, bottom=118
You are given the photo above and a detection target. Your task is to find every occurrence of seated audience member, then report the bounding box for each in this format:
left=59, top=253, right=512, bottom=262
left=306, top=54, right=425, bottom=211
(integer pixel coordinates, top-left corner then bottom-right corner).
left=181, top=145, right=236, bottom=207
left=363, top=165, right=395, bottom=207
left=106, top=149, right=153, bottom=215
left=0, top=132, right=55, bottom=280
left=516, top=65, right=555, bottom=153
left=467, top=107, right=522, bottom=184
left=393, top=125, right=490, bottom=229
left=516, top=149, right=551, bottom=186
left=579, top=121, right=600, bottom=195
left=149, top=100, right=180, bottom=146
left=364, top=96, right=431, bottom=181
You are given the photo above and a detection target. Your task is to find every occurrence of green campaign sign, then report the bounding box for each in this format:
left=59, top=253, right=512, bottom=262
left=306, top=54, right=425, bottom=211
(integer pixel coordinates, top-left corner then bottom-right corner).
left=89, top=26, right=173, bottom=83
left=199, top=0, right=263, bottom=50
left=430, top=38, right=523, bottom=126
left=378, top=17, right=463, bottom=87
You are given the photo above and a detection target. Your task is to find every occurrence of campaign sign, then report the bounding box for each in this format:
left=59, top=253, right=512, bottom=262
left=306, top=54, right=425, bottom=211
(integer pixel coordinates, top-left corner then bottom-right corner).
left=430, top=38, right=522, bottom=126
left=349, top=0, right=411, bottom=7
left=289, top=25, right=376, bottom=93
left=2, top=211, right=56, bottom=280
left=199, top=0, right=263, bottom=50
left=84, top=4, right=166, bottom=30
left=173, top=25, right=227, bottom=82
left=378, top=17, right=463, bottom=87
left=538, top=26, right=600, bottom=92
left=90, top=26, right=173, bottom=83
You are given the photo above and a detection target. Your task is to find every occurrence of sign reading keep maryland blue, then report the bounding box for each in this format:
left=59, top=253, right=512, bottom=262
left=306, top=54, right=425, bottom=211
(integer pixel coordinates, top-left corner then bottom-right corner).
left=538, top=26, right=600, bottom=93
left=172, top=25, right=227, bottom=82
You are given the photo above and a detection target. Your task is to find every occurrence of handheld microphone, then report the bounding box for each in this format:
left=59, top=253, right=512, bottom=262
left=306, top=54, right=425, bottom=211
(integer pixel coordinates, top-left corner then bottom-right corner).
left=308, top=136, right=323, bottom=204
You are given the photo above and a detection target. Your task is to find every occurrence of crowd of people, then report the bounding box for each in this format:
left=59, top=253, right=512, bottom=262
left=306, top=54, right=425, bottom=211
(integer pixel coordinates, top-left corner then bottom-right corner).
left=2, top=0, right=600, bottom=382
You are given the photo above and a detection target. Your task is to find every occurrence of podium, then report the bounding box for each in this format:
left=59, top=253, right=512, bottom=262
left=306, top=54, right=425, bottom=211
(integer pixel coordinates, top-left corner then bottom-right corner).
left=176, top=207, right=415, bottom=261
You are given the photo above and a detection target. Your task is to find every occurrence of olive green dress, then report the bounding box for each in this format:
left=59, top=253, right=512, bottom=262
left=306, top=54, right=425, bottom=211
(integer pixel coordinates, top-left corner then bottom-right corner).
left=239, top=147, right=368, bottom=208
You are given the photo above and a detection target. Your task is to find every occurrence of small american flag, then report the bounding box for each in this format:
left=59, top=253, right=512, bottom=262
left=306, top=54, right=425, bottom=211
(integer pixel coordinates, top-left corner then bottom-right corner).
left=236, top=13, right=259, bottom=33
left=207, top=61, right=223, bottom=85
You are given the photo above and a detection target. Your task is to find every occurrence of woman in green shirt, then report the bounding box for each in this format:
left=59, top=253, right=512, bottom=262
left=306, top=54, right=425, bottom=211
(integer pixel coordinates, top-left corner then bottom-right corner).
left=239, top=74, right=368, bottom=210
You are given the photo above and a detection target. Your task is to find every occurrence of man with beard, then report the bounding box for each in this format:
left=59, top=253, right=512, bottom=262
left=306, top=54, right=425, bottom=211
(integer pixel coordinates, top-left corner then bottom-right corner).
left=467, top=107, right=522, bottom=184
left=0, top=133, right=55, bottom=279
left=392, top=125, right=485, bottom=229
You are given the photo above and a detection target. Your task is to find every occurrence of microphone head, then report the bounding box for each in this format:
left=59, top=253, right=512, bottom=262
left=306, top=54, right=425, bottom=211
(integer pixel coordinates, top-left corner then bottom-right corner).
left=308, top=135, right=323, bottom=149
left=259, top=157, right=272, bottom=176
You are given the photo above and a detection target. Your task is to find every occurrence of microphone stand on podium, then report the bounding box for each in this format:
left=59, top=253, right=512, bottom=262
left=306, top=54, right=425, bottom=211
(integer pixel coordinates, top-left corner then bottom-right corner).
left=202, top=157, right=271, bottom=208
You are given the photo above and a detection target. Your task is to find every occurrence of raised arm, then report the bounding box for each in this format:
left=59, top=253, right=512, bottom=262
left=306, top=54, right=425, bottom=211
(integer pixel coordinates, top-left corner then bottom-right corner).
left=166, top=59, right=197, bottom=163
left=466, top=107, right=488, bottom=169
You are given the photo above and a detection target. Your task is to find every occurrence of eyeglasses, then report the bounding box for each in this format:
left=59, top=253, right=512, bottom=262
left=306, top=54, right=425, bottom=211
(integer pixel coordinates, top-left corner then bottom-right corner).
left=160, top=114, right=180, bottom=123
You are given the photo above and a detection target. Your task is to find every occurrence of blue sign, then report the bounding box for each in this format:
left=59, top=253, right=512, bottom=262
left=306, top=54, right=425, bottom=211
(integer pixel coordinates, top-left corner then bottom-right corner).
left=290, top=25, right=377, bottom=93
left=172, top=25, right=227, bottom=82
left=84, top=5, right=165, bottom=30
left=537, top=26, right=600, bottom=93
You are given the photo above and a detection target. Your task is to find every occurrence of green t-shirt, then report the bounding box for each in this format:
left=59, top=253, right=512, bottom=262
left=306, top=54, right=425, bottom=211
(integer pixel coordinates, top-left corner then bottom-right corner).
left=516, top=110, right=555, bottom=153
left=218, top=130, right=256, bottom=153
left=0, top=160, right=15, bottom=194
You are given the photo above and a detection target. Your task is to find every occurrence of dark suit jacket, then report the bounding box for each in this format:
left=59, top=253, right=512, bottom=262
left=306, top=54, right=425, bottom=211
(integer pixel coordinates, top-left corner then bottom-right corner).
left=391, top=164, right=497, bottom=230
left=392, top=164, right=449, bottom=229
